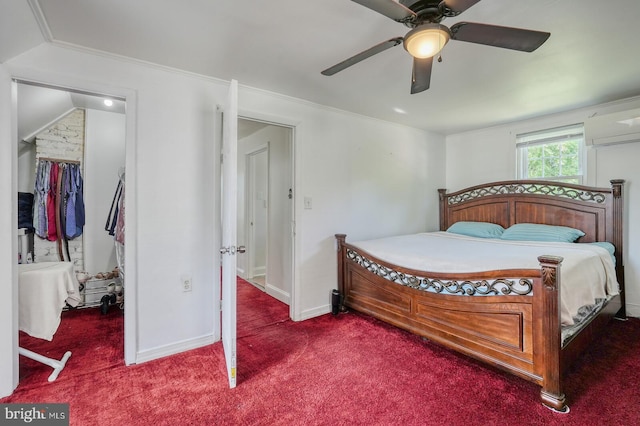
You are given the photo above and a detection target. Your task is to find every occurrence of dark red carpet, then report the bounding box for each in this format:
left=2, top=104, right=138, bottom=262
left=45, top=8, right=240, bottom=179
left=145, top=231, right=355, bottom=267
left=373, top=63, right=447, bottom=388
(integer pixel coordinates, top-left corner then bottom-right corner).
left=3, top=278, right=640, bottom=425
left=237, top=277, right=289, bottom=338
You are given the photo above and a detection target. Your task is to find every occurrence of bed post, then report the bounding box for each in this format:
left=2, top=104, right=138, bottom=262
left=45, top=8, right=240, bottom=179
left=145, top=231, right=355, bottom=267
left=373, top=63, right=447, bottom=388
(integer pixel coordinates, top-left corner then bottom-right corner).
left=438, top=188, right=447, bottom=231
left=335, top=234, right=347, bottom=309
left=610, top=179, right=626, bottom=319
left=538, top=255, right=568, bottom=413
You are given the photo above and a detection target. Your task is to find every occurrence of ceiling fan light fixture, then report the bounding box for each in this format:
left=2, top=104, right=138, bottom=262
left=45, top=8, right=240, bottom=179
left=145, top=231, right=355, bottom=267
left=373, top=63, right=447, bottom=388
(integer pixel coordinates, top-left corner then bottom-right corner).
left=404, top=24, right=450, bottom=58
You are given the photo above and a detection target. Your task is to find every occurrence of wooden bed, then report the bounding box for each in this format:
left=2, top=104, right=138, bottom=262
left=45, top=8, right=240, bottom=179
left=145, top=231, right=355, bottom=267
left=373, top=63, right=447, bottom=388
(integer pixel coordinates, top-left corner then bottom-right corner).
left=335, top=179, right=625, bottom=413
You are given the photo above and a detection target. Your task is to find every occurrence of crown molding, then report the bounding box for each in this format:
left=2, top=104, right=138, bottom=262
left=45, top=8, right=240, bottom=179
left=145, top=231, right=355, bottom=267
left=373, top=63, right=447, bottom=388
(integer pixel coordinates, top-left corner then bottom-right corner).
left=26, top=0, right=53, bottom=42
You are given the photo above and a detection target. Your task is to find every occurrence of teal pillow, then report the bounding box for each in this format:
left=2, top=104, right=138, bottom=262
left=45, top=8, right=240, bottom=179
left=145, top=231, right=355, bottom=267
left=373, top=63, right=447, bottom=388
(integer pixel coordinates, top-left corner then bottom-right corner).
left=446, top=221, right=505, bottom=239
left=501, top=223, right=585, bottom=243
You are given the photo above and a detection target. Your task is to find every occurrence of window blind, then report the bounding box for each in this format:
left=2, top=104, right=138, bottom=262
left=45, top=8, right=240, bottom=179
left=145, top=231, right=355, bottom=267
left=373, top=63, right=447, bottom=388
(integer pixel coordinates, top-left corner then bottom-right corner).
left=516, top=123, right=584, bottom=148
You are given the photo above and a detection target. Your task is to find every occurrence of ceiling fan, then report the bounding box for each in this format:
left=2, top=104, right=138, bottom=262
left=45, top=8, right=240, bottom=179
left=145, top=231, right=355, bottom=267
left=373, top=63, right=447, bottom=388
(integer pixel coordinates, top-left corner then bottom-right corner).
left=321, top=0, right=550, bottom=94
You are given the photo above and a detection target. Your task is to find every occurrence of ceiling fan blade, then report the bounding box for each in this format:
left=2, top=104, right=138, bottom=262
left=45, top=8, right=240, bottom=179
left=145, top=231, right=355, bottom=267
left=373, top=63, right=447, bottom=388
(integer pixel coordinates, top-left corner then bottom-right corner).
left=450, top=22, right=550, bottom=52
left=411, top=56, right=433, bottom=94
left=351, top=0, right=416, bottom=22
left=443, top=0, right=482, bottom=14
left=321, top=37, right=403, bottom=76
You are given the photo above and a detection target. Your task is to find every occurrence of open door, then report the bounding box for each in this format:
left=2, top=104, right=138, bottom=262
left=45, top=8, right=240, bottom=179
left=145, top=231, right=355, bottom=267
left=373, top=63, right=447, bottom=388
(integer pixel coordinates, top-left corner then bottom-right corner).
left=220, top=79, right=239, bottom=388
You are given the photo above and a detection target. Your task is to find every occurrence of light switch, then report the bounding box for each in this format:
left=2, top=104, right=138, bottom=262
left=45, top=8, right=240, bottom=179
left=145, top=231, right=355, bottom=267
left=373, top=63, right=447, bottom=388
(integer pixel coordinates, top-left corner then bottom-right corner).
left=304, top=197, right=312, bottom=209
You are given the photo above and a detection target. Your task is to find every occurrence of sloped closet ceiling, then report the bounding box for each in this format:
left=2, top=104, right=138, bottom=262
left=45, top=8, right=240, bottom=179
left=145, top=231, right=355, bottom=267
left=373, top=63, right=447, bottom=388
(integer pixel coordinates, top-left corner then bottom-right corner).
left=17, top=84, right=126, bottom=143
left=17, top=84, right=73, bottom=143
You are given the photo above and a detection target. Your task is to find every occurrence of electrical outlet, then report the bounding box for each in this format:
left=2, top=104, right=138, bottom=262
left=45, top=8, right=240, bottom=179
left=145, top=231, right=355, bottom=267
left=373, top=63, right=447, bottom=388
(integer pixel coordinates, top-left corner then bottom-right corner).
left=182, top=275, right=192, bottom=292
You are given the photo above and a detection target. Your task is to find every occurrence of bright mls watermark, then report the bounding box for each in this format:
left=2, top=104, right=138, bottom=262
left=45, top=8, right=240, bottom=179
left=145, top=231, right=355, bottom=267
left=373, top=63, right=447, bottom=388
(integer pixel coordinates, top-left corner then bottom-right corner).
left=1, top=404, right=68, bottom=425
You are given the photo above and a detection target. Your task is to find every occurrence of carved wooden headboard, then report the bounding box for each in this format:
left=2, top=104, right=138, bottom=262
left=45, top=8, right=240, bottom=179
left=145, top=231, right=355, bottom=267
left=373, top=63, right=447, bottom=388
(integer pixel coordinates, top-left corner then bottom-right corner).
left=438, top=180, right=625, bottom=270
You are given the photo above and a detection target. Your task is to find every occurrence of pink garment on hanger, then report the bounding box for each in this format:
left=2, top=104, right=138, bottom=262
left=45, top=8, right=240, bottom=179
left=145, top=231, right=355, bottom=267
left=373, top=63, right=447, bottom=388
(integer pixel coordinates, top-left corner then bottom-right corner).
left=47, top=162, right=59, bottom=242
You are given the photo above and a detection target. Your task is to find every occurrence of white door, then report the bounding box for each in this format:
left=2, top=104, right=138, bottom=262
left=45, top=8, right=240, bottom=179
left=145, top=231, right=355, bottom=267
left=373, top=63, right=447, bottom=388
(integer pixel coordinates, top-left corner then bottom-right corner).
left=221, top=80, right=239, bottom=388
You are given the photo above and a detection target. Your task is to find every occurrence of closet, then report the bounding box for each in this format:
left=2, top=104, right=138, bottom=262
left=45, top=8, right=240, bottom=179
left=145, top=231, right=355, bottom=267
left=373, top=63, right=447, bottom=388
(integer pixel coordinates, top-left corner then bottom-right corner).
left=17, top=82, right=126, bottom=311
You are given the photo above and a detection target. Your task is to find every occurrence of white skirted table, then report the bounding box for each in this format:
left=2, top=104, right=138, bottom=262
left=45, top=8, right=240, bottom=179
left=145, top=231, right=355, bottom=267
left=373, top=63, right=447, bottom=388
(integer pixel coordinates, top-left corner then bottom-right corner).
left=18, top=261, right=82, bottom=382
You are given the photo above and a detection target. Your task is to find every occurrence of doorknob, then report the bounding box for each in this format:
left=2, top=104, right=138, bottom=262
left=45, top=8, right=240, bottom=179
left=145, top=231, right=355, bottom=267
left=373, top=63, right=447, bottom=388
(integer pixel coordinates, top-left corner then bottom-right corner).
left=221, top=245, right=244, bottom=255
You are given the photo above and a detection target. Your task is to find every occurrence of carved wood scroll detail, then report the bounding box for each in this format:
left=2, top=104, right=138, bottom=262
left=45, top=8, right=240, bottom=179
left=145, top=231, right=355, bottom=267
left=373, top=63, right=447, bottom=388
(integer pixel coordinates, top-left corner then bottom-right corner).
left=541, top=266, right=558, bottom=290
left=448, top=182, right=607, bottom=205
left=538, top=255, right=564, bottom=290
left=347, top=249, right=533, bottom=296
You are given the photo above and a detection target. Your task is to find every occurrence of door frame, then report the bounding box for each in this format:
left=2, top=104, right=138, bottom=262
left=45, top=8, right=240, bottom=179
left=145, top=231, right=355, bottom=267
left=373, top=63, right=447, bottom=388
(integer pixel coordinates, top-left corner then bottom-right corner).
left=234, top=110, right=299, bottom=320
left=6, top=66, right=139, bottom=367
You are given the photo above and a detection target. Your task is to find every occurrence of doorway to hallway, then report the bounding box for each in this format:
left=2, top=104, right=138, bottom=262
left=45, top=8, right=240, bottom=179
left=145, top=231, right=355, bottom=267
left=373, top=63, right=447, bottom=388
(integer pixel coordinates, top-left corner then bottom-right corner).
left=236, top=118, right=293, bottom=306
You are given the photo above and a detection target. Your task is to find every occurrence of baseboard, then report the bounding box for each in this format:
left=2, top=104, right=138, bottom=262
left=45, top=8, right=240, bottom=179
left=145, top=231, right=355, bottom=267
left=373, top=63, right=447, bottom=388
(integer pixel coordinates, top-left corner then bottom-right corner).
left=299, top=304, right=331, bottom=321
left=626, top=302, right=640, bottom=318
left=265, top=284, right=290, bottom=305
left=252, top=266, right=266, bottom=276
left=135, top=334, right=216, bottom=365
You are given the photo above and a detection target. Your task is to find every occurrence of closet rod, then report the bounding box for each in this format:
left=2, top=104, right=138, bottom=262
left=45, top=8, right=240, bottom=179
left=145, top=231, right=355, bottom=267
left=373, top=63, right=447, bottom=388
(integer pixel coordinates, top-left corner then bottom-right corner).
left=38, top=157, right=81, bottom=165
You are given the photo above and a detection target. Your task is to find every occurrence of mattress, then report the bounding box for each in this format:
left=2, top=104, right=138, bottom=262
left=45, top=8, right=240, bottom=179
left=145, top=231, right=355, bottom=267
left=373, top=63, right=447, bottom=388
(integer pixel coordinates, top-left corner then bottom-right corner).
left=350, top=232, right=619, bottom=326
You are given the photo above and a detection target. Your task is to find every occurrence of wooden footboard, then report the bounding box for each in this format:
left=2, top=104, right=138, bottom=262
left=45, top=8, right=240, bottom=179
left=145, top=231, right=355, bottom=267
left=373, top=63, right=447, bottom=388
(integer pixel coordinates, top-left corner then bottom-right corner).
left=336, top=234, right=568, bottom=411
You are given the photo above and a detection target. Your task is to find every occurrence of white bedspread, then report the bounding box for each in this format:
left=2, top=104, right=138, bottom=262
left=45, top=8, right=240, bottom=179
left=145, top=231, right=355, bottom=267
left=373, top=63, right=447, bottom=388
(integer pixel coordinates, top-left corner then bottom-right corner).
left=18, top=262, right=82, bottom=341
left=351, top=232, right=619, bottom=326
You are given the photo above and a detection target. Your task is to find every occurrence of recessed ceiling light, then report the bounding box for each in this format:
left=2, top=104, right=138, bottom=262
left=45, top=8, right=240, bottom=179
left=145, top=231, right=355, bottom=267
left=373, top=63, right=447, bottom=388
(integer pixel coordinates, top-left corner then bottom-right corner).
left=393, top=107, right=407, bottom=114
left=103, top=99, right=113, bottom=107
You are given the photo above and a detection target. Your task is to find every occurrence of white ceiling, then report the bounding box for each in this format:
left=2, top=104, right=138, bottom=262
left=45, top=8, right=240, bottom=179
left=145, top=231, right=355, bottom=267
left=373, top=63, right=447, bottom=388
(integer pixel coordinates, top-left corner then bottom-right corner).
left=3, top=0, right=640, bottom=135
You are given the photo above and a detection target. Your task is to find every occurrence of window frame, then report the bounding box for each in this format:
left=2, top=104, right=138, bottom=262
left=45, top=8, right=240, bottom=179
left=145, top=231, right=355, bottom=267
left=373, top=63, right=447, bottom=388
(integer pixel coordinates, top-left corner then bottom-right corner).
left=516, top=123, right=585, bottom=184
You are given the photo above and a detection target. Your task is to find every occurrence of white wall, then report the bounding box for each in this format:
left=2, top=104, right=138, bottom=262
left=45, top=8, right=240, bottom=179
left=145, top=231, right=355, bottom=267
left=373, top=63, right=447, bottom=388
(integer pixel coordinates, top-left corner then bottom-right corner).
left=0, top=42, right=444, bottom=396
left=290, top=111, right=446, bottom=317
left=446, top=97, right=640, bottom=317
left=267, top=126, right=292, bottom=302
left=84, top=109, right=126, bottom=273
left=17, top=143, right=35, bottom=193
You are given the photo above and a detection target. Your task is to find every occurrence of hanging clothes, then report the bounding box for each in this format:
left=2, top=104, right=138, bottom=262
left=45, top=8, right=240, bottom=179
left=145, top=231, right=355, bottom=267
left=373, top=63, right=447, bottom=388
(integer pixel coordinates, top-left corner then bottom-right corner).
left=105, top=173, right=125, bottom=244
left=55, top=163, right=66, bottom=261
left=33, top=160, right=50, bottom=239
left=73, top=164, right=85, bottom=238
left=62, top=163, right=85, bottom=239
left=105, top=180, right=122, bottom=236
left=32, top=159, right=86, bottom=260
left=64, top=163, right=77, bottom=239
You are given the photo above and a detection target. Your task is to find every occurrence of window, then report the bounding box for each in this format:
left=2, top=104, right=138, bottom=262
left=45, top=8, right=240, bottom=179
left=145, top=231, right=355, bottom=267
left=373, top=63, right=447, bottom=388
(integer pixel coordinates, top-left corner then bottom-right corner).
left=516, top=123, right=585, bottom=184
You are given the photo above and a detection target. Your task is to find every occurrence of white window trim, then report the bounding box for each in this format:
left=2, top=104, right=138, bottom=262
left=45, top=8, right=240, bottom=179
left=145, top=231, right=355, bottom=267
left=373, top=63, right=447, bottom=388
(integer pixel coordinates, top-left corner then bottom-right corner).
left=516, top=123, right=586, bottom=184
